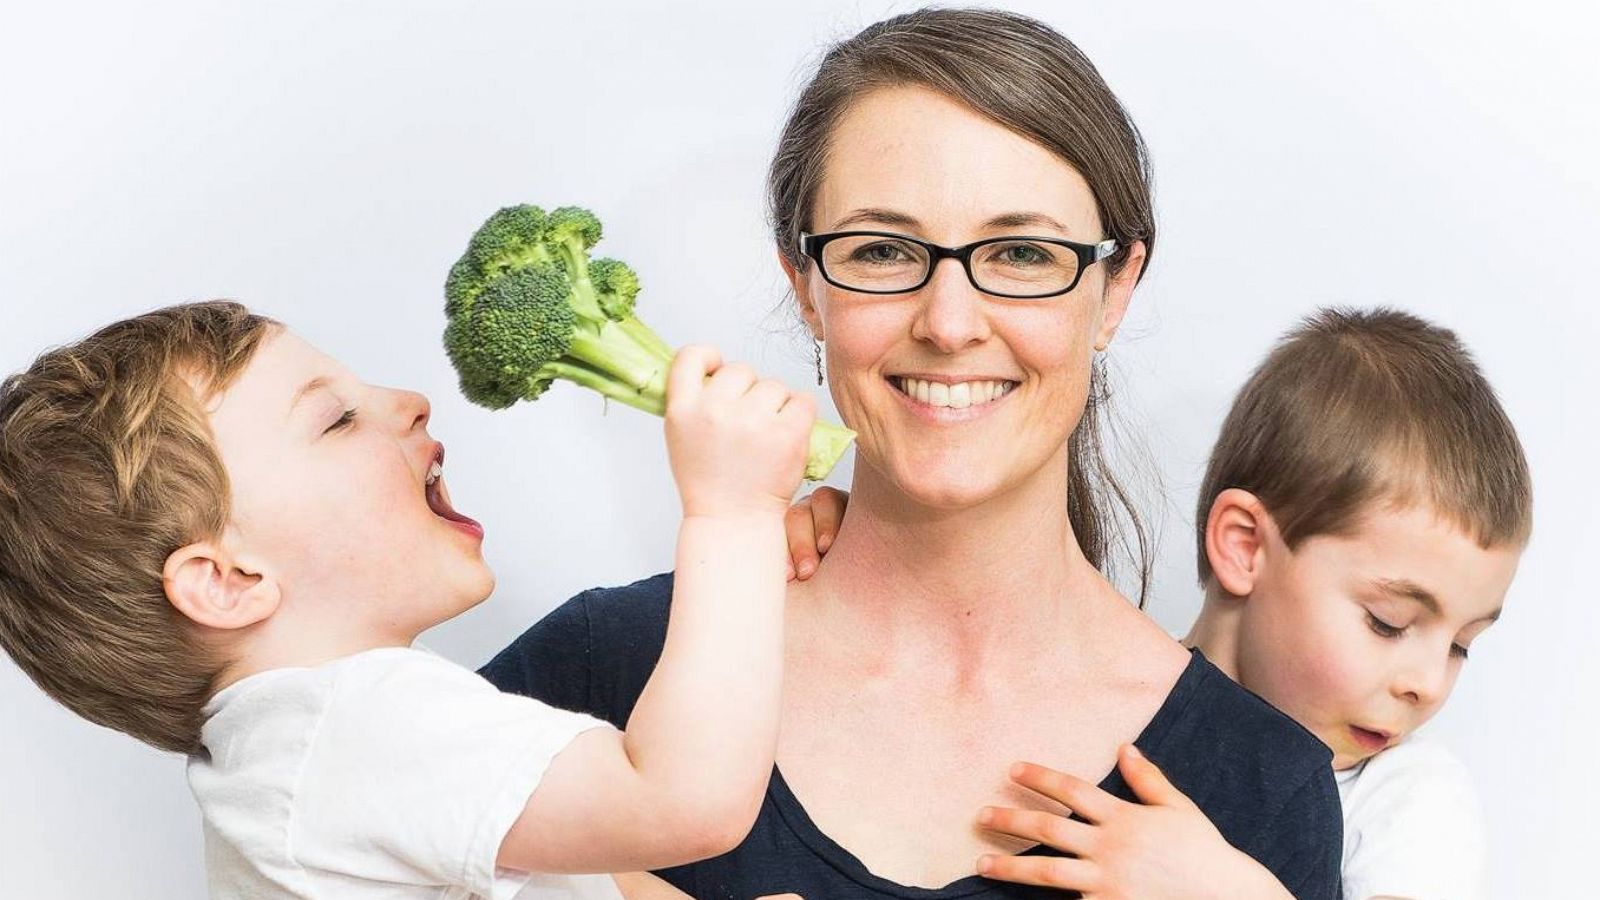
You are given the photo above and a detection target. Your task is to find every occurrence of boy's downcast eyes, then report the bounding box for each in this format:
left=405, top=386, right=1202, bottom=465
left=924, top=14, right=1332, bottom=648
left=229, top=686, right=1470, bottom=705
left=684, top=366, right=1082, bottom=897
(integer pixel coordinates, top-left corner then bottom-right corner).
left=1365, top=612, right=1472, bottom=660
left=324, top=408, right=357, bottom=434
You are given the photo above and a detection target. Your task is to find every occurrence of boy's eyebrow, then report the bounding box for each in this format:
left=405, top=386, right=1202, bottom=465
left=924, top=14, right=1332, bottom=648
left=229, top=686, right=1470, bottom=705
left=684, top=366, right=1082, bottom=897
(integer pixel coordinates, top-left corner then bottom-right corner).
left=1372, top=577, right=1441, bottom=614
left=287, top=376, right=331, bottom=419
left=1371, top=578, right=1504, bottom=624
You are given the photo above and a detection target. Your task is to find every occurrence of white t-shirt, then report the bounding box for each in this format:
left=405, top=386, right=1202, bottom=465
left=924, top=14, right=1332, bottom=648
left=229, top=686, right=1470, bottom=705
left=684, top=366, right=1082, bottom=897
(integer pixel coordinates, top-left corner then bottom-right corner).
left=1335, top=735, right=1487, bottom=900
left=187, top=646, right=620, bottom=900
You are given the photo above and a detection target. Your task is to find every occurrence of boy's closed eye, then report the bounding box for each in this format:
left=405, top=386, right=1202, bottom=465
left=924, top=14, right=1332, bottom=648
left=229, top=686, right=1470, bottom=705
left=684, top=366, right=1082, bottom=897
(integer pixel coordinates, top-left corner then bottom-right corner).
left=324, top=408, right=357, bottom=434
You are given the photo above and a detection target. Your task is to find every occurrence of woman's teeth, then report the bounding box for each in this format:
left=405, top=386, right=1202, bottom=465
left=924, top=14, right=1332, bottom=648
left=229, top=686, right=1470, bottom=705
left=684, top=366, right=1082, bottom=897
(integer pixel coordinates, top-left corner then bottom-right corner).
left=426, top=461, right=443, bottom=486
left=893, top=377, right=1015, bottom=409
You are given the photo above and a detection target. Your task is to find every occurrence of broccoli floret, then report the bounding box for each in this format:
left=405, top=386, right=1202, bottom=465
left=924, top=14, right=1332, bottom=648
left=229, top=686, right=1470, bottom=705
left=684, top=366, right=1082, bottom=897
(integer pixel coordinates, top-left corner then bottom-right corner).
left=442, top=203, right=857, bottom=480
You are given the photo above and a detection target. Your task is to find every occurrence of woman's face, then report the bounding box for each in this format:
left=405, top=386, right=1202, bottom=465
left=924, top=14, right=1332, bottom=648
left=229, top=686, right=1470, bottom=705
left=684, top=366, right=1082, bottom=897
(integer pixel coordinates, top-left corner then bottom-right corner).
left=785, top=85, right=1144, bottom=509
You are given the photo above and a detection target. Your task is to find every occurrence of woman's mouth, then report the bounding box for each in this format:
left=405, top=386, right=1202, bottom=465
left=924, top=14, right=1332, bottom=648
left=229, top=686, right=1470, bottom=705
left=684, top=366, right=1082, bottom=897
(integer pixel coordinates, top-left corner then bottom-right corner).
left=888, top=376, right=1018, bottom=419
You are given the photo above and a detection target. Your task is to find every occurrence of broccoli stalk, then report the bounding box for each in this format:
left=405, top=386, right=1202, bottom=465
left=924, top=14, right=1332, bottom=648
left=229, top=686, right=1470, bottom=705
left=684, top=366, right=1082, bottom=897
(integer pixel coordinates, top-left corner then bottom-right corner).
left=443, top=204, right=856, bottom=480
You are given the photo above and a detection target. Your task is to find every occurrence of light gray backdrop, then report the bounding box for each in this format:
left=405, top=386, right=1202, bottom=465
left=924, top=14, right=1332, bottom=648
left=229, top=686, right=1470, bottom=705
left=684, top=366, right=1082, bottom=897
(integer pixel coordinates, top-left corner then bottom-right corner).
left=2, top=1, right=1596, bottom=897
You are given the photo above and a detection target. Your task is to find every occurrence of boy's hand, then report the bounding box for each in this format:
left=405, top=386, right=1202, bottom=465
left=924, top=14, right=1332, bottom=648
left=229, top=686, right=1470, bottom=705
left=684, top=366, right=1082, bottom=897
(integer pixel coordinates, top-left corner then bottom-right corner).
left=665, top=345, right=816, bottom=521
left=975, top=745, right=1293, bottom=899
left=784, top=486, right=849, bottom=580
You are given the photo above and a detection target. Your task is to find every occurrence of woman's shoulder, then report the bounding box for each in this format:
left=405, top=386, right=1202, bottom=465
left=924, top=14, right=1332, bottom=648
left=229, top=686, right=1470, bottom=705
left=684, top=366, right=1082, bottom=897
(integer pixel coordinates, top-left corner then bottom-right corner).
left=478, top=572, right=675, bottom=726
left=1156, top=650, right=1333, bottom=773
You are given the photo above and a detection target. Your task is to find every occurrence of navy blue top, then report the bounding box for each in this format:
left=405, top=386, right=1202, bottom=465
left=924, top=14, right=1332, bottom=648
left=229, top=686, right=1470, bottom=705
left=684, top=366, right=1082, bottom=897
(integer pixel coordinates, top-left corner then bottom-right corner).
left=481, top=573, right=1342, bottom=899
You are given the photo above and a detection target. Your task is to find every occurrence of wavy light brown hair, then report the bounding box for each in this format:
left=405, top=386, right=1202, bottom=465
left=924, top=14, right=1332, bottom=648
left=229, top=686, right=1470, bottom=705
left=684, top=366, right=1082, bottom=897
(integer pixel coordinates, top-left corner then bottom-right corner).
left=1196, top=307, right=1533, bottom=584
left=768, top=7, right=1158, bottom=601
left=0, top=301, right=276, bottom=753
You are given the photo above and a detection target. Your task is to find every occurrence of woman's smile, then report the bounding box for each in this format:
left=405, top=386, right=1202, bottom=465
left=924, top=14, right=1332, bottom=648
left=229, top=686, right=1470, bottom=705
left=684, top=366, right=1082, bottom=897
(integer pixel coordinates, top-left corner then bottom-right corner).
left=886, top=374, right=1020, bottom=423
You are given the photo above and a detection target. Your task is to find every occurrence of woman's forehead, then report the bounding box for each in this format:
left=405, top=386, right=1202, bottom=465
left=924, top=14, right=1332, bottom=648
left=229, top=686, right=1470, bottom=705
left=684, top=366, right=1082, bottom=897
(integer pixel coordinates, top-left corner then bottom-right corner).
left=816, top=85, right=1100, bottom=237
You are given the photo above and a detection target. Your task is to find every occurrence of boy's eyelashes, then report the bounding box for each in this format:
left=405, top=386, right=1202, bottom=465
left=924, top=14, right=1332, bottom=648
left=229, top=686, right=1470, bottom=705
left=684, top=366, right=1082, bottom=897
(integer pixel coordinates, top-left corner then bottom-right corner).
left=324, top=408, right=357, bottom=434
left=1365, top=611, right=1406, bottom=639
left=1364, top=611, right=1472, bottom=660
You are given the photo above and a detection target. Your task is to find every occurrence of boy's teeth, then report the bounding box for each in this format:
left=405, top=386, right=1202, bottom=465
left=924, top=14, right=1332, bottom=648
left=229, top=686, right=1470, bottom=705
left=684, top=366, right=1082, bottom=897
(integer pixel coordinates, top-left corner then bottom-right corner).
left=426, top=461, right=443, bottom=485
left=896, top=377, right=1014, bottom=408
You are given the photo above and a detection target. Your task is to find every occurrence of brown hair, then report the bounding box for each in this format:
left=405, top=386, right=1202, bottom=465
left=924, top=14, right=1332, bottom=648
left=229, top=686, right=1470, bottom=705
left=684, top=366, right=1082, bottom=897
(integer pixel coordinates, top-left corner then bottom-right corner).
left=0, top=301, right=276, bottom=753
left=768, top=7, right=1158, bottom=600
left=1196, top=307, right=1533, bottom=583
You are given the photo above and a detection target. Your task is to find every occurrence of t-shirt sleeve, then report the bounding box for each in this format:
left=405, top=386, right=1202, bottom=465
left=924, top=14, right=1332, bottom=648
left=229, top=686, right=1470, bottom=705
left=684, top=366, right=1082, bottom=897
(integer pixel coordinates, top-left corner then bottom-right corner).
left=1252, top=766, right=1345, bottom=900
left=1341, top=751, right=1487, bottom=900
left=290, top=651, right=613, bottom=898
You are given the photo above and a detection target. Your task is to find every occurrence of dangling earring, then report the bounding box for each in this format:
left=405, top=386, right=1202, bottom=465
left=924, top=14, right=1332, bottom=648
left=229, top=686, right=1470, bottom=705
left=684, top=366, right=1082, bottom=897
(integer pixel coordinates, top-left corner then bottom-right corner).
left=813, top=338, right=825, bottom=386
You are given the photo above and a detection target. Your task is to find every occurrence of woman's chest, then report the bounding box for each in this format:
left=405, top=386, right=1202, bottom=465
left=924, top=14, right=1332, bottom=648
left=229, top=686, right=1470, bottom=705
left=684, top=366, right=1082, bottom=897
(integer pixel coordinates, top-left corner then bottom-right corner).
left=773, top=681, right=1146, bottom=890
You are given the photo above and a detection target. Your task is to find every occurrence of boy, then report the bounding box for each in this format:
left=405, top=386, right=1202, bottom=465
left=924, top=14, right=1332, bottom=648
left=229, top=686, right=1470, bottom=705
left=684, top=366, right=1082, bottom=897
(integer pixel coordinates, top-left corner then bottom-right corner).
left=0, top=301, right=815, bottom=899
left=791, top=307, right=1528, bottom=899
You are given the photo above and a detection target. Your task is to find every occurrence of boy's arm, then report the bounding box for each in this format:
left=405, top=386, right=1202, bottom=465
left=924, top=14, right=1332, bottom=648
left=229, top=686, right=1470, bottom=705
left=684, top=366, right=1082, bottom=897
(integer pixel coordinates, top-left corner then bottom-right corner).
left=977, top=745, right=1296, bottom=899
left=499, top=347, right=812, bottom=875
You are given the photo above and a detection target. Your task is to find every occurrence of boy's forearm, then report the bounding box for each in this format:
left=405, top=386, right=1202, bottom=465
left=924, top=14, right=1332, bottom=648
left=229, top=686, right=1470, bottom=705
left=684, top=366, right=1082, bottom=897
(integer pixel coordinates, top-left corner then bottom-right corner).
left=622, top=513, right=787, bottom=822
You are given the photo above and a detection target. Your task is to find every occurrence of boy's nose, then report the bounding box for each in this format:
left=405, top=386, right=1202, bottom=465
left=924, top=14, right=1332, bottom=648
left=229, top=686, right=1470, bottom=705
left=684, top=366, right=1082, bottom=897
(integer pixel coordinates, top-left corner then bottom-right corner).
left=1392, top=654, right=1451, bottom=710
left=389, top=387, right=430, bottom=433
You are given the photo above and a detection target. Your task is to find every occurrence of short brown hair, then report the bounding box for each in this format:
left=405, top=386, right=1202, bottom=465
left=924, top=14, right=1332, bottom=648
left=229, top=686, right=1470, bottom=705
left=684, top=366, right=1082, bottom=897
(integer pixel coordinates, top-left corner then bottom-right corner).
left=769, top=7, right=1159, bottom=601
left=0, top=301, right=276, bottom=753
left=1196, top=307, right=1532, bottom=583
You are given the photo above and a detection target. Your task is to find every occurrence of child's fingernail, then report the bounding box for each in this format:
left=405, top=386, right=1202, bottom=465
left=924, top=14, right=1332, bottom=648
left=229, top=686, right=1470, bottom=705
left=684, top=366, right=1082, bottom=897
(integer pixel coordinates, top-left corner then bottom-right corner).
left=976, top=855, right=995, bottom=875
left=817, top=535, right=833, bottom=552
left=1009, top=762, right=1027, bottom=779
left=977, top=807, right=994, bottom=826
left=1126, top=744, right=1144, bottom=760
left=786, top=563, right=796, bottom=581
left=798, top=559, right=816, bottom=578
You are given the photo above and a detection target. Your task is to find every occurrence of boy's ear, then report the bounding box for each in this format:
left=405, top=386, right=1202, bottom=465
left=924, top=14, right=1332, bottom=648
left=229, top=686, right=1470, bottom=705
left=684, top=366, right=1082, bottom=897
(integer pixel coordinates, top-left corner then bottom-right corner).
left=162, top=540, right=281, bottom=631
left=778, top=251, right=825, bottom=340
left=1205, top=488, right=1271, bottom=599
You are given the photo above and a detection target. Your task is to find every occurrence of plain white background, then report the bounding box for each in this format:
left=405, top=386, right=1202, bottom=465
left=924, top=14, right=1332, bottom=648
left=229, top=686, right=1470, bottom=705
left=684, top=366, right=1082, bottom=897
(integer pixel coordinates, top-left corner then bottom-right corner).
left=2, top=1, right=1595, bottom=896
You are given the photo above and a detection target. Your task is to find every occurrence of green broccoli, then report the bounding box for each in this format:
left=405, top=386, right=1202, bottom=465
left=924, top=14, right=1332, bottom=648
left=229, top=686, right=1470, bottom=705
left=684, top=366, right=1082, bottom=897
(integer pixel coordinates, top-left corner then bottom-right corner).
left=443, top=203, right=856, bottom=480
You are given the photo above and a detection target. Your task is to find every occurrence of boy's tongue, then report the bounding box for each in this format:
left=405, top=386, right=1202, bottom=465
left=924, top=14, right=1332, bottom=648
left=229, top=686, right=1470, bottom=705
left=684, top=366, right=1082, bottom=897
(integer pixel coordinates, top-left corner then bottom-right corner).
left=426, top=478, right=481, bottom=529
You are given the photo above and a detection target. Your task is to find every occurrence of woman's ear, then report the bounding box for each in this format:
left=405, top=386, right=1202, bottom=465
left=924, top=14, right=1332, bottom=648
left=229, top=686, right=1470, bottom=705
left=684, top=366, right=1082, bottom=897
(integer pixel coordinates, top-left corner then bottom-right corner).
left=1093, top=240, right=1146, bottom=351
left=778, top=250, right=825, bottom=340
left=1204, top=487, right=1271, bottom=599
left=163, top=540, right=281, bottom=632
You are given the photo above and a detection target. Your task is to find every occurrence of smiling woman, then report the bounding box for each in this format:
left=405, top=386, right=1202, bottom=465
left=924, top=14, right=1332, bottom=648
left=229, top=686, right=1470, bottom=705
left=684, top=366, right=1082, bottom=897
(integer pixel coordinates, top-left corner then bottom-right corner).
left=482, top=8, right=1344, bottom=900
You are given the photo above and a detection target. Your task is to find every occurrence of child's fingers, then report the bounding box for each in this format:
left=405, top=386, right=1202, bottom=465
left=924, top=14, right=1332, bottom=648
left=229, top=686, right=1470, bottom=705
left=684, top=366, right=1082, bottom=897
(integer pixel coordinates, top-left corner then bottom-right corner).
left=1008, top=761, right=1120, bottom=824
left=976, top=852, right=1101, bottom=892
left=777, top=391, right=817, bottom=430
left=785, top=498, right=823, bottom=580
left=666, top=344, right=722, bottom=404
left=808, top=486, right=848, bottom=554
left=744, top=378, right=792, bottom=414
left=702, top=361, right=758, bottom=402
left=1116, top=743, right=1194, bottom=810
left=976, top=805, right=1095, bottom=855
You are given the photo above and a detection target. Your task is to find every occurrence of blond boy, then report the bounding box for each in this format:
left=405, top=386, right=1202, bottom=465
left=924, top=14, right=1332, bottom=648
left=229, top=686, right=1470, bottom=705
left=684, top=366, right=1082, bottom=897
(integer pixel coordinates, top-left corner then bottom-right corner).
left=0, top=301, right=815, bottom=899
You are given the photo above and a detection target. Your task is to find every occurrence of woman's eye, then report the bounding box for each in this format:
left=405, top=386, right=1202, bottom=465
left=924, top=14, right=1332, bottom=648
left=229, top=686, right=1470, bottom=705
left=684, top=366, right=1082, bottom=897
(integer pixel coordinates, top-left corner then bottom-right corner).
left=1365, top=612, right=1406, bottom=639
left=990, top=242, right=1054, bottom=266
left=853, top=241, right=913, bottom=264
left=324, top=408, right=357, bottom=434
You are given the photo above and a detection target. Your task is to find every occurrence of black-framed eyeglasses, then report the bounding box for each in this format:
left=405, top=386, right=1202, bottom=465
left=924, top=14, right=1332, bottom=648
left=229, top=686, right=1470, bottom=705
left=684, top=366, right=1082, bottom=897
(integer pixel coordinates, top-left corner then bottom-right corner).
left=798, top=230, right=1119, bottom=299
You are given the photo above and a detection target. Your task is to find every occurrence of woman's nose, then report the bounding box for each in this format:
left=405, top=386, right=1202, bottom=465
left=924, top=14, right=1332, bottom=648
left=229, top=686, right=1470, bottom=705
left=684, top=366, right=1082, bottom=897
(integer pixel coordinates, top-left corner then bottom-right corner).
left=909, top=258, right=991, bottom=352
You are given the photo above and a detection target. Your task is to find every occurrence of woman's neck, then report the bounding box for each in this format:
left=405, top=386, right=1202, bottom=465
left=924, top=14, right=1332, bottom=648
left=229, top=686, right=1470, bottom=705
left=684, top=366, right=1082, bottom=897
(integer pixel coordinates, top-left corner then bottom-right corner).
left=797, top=457, right=1122, bottom=676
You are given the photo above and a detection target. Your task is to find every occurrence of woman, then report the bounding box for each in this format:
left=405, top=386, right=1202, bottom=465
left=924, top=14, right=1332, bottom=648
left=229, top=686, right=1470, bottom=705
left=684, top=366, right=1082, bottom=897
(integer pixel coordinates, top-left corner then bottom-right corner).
left=483, top=9, right=1341, bottom=898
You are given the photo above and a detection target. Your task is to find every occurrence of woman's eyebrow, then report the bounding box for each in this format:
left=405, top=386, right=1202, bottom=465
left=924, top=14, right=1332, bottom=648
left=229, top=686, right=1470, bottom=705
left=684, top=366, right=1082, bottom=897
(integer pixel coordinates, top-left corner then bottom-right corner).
left=832, top=208, right=921, bottom=230
left=981, top=211, right=1071, bottom=233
